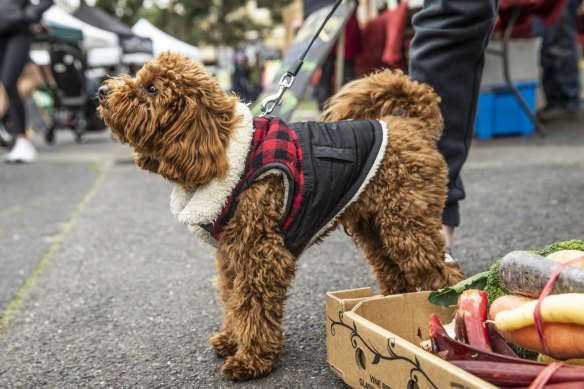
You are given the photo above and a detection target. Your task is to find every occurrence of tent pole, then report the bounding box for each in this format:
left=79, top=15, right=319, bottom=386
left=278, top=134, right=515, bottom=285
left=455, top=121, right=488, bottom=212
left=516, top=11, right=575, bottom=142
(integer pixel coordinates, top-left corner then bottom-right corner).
left=334, top=29, right=345, bottom=93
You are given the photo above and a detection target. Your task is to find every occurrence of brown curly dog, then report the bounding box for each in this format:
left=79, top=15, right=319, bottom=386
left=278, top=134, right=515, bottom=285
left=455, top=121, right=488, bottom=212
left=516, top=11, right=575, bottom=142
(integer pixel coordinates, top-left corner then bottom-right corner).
left=98, top=52, right=464, bottom=381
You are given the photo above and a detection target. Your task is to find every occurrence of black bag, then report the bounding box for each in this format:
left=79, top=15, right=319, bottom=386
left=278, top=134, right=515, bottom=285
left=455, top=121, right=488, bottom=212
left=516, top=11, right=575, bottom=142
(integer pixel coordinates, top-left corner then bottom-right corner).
left=0, top=6, right=25, bottom=35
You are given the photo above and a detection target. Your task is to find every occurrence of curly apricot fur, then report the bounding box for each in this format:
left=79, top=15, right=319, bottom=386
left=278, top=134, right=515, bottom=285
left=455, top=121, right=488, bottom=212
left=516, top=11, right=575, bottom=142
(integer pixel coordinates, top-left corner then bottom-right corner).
left=98, top=52, right=465, bottom=381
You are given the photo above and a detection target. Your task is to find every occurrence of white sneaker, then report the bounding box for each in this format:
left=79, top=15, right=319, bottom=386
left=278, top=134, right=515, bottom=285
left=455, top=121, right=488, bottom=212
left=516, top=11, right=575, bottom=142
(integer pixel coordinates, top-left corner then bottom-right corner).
left=4, top=137, right=38, bottom=164
left=445, top=249, right=456, bottom=263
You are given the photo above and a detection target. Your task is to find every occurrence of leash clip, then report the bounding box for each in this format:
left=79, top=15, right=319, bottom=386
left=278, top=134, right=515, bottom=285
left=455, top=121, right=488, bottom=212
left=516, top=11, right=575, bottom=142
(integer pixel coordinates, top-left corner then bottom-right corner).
left=259, top=72, right=295, bottom=117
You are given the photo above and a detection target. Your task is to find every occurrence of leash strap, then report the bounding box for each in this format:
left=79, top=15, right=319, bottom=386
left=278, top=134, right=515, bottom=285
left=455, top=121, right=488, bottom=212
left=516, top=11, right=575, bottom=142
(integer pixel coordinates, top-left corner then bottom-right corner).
left=259, top=0, right=345, bottom=117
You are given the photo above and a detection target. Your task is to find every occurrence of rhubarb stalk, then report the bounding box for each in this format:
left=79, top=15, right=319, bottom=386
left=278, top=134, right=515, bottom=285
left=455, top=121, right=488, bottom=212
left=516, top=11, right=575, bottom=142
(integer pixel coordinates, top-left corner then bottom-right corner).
left=428, top=314, right=542, bottom=365
left=449, top=360, right=584, bottom=387
left=454, top=289, right=492, bottom=352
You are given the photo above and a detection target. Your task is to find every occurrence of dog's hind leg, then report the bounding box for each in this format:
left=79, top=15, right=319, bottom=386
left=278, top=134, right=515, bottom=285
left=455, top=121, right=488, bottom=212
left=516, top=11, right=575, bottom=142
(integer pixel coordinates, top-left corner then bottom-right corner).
left=377, top=218, right=465, bottom=292
left=342, top=215, right=415, bottom=294
left=359, top=202, right=464, bottom=293
left=215, top=176, right=297, bottom=380
left=343, top=211, right=464, bottom=294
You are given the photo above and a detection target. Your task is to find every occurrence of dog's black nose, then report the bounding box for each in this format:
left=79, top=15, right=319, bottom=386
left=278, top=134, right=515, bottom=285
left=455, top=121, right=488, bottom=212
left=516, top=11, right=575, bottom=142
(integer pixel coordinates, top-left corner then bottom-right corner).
left=98, top=85, right=110, bottom=101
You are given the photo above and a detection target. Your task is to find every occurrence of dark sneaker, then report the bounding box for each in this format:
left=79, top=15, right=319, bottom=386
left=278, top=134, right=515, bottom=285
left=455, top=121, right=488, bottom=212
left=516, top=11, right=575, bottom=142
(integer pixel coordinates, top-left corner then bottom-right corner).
left=537, top=105, right=582, bottom=122
left=0, top=122, right=12, bottom=148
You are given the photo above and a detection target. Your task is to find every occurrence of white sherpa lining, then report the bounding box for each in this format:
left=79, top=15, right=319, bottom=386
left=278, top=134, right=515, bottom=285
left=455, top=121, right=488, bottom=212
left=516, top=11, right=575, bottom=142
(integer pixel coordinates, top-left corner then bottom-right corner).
left=169, top=102, right=254, bottom=244
left=301, top=119, right=389, bottom=255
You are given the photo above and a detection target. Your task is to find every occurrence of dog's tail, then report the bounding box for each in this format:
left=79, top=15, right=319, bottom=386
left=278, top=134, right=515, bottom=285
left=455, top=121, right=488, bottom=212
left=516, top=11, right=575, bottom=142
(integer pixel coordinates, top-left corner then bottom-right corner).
left=321, top=69, right=443, bottom=142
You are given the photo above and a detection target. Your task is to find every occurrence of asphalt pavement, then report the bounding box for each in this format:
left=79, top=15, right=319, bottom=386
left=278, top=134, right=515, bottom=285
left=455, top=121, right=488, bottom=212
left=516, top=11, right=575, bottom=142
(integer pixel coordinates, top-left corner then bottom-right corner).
left=0, top=112, right=583, bottom=388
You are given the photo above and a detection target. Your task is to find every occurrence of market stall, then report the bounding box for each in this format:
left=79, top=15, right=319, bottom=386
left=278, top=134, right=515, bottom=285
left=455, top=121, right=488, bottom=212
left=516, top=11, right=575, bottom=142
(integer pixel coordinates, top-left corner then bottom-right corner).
left=73, top=2, right=153, bottom=69
left=132, top=18, right=200, bottom=61
left=41, top=5, right=122, bottom=68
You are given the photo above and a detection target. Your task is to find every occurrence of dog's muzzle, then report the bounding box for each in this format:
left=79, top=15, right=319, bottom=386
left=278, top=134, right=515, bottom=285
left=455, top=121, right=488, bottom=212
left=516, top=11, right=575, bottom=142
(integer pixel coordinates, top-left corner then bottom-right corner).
left=98, top=86, right=110, bottom=102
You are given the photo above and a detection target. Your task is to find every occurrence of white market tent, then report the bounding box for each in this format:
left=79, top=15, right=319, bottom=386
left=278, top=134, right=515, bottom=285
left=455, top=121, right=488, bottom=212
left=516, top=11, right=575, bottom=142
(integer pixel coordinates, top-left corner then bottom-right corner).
left=132, top=18, right=200, bottom=61
left=38, top=6, right=122, bottom=68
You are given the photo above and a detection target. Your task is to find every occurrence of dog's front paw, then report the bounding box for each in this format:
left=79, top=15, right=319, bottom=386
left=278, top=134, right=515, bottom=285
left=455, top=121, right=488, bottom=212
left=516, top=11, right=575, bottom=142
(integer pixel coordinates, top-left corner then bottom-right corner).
left=221, top=353, right=275, bottom=381
left=209, top=331, right=237, bottom=358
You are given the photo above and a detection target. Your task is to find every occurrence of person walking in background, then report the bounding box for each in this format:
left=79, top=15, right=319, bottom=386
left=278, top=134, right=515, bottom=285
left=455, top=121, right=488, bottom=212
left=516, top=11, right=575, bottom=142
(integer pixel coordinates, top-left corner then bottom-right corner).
left=249, top=52, right=265, bottom=103
left=0, top=0, right=53, bottom=163
left=231, top=51, right=253, bottom=103
left=409, top=0, right=499, bottom=258
left=536, top=0, right=583, bottom=122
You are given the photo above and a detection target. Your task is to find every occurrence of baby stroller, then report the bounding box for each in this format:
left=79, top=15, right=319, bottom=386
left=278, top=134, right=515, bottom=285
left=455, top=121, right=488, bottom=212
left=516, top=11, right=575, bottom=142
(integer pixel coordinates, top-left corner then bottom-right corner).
left=33, top=23, right=106, bottom=144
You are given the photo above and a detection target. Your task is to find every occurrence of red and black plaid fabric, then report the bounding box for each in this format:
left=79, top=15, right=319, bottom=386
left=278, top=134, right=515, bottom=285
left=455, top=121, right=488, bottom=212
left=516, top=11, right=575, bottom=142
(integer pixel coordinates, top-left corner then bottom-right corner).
left=206, top=117, right=304, bottom=239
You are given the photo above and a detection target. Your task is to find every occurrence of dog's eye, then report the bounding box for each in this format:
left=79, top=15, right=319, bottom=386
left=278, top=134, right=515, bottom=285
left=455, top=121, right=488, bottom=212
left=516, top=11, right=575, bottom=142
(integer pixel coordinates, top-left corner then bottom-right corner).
left=146, top=85, right=157, bottom=95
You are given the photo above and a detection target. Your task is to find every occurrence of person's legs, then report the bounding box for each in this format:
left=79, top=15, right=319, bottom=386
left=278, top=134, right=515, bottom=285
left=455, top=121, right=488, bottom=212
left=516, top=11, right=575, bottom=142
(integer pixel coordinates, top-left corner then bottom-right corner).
left=1, top=32, right=37, bottom=163
left=409, top=0, right=499, bottom=250
left=539, top=0, right=583, bottom=120
left=0, top=39, right=12, bottom=147
left=0, top=32, right=32, bottom=136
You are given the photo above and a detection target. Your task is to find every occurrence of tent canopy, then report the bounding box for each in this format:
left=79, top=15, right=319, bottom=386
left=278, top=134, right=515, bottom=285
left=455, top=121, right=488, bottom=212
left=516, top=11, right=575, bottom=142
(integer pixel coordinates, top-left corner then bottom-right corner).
left=74, top=1, right=135, bottom=37
left=73, top=2, right=153, bottom=64
left=40, top=21, right=84, bottom=43
left=132, top=18, right=200, bottom=61
left=42, top=6, right=122, bottom=67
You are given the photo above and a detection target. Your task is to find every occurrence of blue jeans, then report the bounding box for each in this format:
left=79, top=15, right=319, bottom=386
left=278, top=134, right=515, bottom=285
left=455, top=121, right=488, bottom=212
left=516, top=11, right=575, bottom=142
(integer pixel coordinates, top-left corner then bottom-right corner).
left=535, top=0, right=583, bottom=110
left=409, top=0, right=499, bottom=227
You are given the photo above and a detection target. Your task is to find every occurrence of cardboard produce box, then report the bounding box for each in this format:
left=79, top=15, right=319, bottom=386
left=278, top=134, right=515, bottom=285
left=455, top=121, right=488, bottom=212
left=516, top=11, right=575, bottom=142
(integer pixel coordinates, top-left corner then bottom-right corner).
left=326, top=288, right=498, bottom=389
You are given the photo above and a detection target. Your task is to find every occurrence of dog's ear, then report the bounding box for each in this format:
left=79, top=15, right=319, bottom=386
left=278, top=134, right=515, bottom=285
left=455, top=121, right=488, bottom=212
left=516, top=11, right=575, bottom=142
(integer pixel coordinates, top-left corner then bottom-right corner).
left=157, top=92, right=242, bottom=191
left=143, top=55, right=243, bottom=191
left=135, top=153, right=160, bottom=173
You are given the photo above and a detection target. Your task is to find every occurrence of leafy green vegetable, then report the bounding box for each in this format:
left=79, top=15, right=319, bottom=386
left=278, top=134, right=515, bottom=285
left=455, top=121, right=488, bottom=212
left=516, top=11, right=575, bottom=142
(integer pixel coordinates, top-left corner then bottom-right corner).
left=485, top=258, right=507, bottom=304
left=532, top=239, right=584, bottom=257
left=485, top=239, right=584, bottom=304
left=429, top=240, right=584, bottom=308
left=432, top=240, right=584, bottom=360
left=428, top=271, right=489, bottom=307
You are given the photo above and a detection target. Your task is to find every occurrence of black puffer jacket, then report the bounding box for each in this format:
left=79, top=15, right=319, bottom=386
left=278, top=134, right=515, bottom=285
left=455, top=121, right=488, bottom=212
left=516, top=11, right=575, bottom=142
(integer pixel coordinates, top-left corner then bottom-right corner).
left=0, top=0, right=53, bottom=36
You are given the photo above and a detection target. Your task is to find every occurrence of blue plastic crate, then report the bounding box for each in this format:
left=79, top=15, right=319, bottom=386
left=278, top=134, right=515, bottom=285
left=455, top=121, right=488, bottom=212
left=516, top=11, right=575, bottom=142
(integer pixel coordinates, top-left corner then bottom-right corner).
left=474, top=81, right=538, bottom=139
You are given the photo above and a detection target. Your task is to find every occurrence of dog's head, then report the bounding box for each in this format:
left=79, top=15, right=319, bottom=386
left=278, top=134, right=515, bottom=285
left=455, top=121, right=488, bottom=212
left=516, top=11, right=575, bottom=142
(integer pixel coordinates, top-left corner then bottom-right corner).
left=98, top=52, right=241, bottom=191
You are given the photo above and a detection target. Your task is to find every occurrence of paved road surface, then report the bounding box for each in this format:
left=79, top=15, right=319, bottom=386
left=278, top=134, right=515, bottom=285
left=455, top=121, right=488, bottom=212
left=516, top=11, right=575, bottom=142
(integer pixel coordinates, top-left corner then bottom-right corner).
left=1, top=115, right=583, bottom=388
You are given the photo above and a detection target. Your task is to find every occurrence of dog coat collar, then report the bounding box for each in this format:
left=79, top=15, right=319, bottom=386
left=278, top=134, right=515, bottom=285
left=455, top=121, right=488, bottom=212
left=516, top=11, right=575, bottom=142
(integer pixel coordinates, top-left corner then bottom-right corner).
left=169, top=102, right=255, bottom=245
left=203, top=116, right=303, bottom=242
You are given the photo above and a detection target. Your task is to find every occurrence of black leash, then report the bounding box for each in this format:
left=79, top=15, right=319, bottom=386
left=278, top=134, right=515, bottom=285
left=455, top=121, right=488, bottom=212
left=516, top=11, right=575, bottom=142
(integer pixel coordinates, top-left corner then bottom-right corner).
left=259, top=0, right=345, bottom=117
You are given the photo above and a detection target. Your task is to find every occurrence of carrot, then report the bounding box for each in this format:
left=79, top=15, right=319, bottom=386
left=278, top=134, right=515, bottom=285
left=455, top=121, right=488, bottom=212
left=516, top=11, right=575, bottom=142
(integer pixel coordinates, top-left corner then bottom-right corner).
left=496, top=323, right=584, bottom=360
left=499, top=251, right=584, bottom=298
left=548, top=250, right=584, bottom=268
left=493, top=294, right=584, bottom=331
left=489, top=294, right=534, bottom=319
left=490, top=295, right=584, bottom=359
